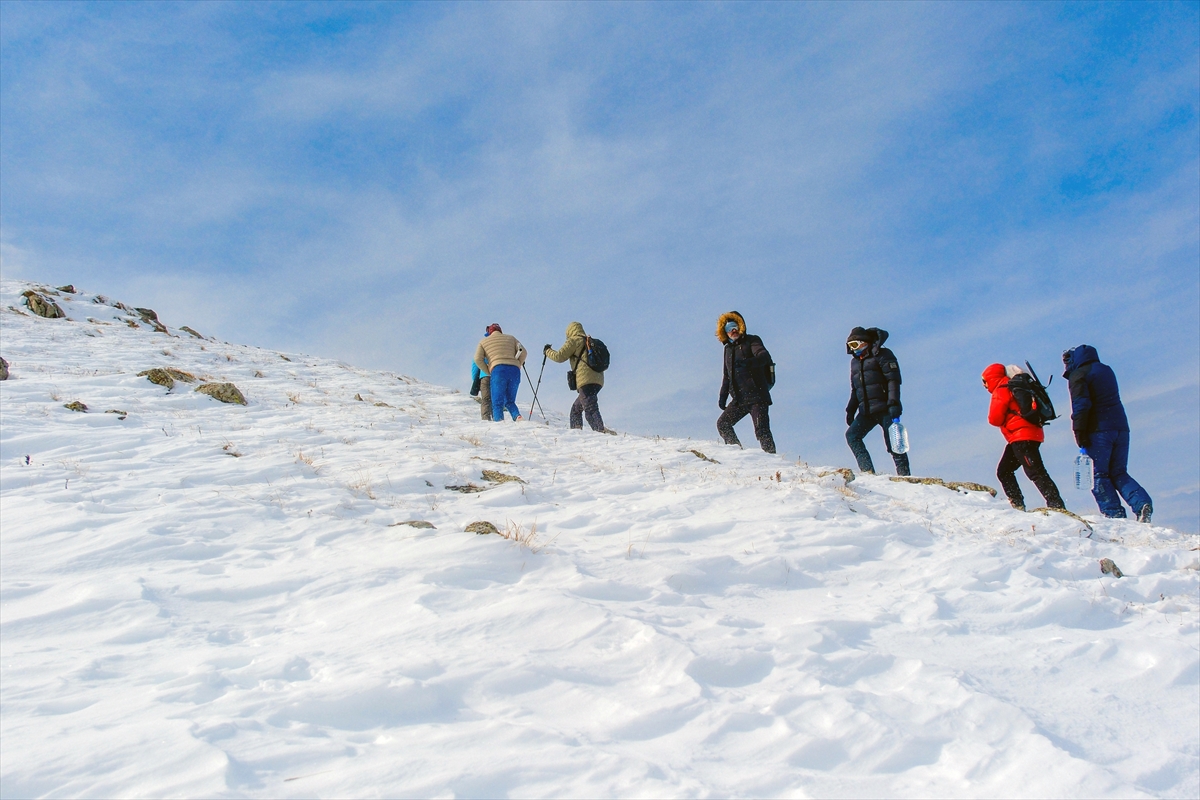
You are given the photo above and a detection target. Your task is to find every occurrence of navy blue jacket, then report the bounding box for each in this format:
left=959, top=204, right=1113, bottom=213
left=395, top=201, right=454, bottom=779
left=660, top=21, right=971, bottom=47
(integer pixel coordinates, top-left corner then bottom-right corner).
left=1062, top=345, right=1129, bottom=435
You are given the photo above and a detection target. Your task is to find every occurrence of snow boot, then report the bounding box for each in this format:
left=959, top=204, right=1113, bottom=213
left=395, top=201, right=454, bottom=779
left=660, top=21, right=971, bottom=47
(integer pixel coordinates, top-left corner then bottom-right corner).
left=1138, top=504, right=1153, bottom=524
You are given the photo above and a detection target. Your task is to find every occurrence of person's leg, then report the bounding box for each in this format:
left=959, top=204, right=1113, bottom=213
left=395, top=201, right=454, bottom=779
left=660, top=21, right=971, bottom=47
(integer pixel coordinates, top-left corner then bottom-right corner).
left=845, top=412, right=877, bottom=473
left=502, top=366, right=522, bottom=420
left=569, top=392, right=584, bottom=429
left=1108, top=431, right=1152, bottom=516
left=1014, top=441, right=1064, bottom=509
left=489, top=368, right=507, bottom=422
left=479, top=376, right=491, bottom=421
left=997, top=443, right=1025, bottom=509
left=879, top=418, right=911, bottom=475
left=717, top=405, right=749, bottom=446
left=1088, top=430, right=1125, bottom=517
left=748, top=404, right=776, bottom=453
left=580, top=384, right=605, bottom=431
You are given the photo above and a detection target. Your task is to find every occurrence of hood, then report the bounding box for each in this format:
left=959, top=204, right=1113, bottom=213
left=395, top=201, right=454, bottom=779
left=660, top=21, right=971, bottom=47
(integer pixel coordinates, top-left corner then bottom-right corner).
left=1062, top=344, right=1099, bottom=377
left=716, top=311, right=747, bottom=344
left=982, top=363, right=1008, bottom=392
left=565, top=321, right=585, bottom=340
left=846, top=326, right=889, bottom=355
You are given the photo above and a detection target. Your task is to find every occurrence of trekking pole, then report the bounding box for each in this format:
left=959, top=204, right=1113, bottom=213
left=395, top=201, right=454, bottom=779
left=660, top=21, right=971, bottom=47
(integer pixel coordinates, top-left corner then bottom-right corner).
left=526, top=353, right=548, bottom=421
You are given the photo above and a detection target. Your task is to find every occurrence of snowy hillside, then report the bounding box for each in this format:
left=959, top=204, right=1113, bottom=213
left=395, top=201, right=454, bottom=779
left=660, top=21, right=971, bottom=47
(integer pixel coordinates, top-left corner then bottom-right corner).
left=1, top=280, right=1197, bottom=799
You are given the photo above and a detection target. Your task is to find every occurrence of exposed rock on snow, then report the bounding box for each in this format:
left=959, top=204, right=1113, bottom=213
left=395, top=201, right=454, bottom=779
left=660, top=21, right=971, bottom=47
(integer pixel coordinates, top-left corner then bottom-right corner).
left=62, top=400, right=87, bottom=412
left=22, top=289, right=64, bottom=318
left=481, top=469, right=524, bottom=484
left=892, top=475, right=998, bottom=497
left=57, top=284, right=76, bottom=293
left=390, top=520, right=437, bottom=529
left=138, top=367, right=177, bottom=389
left=1100, top=557, right=1125, bottom=578
left=0, top=355, right=8, bottom=380
left=179, top=325, right=205, bottom=339
left=195, top=381, right=246, bottom=405
left=465, top=521, right=500, bottom=535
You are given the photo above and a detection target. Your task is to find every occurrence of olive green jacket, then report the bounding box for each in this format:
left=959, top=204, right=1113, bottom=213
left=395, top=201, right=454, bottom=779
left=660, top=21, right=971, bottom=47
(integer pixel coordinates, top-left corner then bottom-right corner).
left=546, top=321, right=603, bottom=388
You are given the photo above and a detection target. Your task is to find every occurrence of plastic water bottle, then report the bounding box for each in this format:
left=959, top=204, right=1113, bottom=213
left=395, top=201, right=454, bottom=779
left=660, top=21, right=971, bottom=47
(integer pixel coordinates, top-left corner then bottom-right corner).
left=888, top=419, right=909, bottom=454
left=1074, top=450, right=1093, bottom=490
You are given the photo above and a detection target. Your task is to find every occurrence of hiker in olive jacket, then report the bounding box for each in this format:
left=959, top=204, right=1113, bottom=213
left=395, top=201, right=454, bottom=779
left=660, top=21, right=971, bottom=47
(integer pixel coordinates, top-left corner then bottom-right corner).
left=716, top=311, right=776, bottom=454
left=544, top=321, right=605, bottom=432
left=474, top=324, right=527, bottom=421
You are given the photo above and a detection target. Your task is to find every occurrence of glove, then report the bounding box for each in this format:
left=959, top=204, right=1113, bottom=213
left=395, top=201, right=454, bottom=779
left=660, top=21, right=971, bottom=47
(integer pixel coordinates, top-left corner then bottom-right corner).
left=543, top=344, right=552, bottom=354
left=719, top=395, right=728, bottom=411
left=889, top=403, right=902, bottom=419
left=846, top=409, right=855, bottom=426
left=470, top=376, right=481, bottom=397
left=1074, top=431, right=1090, bottom=449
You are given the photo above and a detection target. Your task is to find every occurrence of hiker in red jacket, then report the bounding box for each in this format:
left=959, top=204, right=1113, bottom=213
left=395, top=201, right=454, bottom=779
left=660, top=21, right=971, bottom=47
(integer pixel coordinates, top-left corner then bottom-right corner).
left=982, top=363, right=1065, bottom=512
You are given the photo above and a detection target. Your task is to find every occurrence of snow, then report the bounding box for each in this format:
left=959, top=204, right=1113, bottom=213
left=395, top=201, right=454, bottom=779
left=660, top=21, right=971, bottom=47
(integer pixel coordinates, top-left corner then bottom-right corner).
left=1, top=280, right=1197, bottom=798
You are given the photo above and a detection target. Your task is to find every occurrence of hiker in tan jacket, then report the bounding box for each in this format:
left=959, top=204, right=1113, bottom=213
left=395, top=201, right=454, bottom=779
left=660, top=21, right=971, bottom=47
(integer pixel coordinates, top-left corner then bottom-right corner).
left=474, top=324, right=527, bottom=421
left=545, top=321, right=605, bottom=432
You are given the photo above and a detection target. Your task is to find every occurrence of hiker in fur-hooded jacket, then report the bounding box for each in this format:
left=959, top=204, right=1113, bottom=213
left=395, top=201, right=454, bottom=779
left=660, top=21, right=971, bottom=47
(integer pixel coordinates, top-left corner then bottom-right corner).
left=716, top=311, right=776, bottom=454
left=844, top=326, right=910, bottom=475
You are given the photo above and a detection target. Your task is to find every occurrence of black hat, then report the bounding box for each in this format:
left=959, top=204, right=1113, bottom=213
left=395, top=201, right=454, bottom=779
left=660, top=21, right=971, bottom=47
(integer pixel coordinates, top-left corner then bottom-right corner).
left=847, top=326, right=875, bottom=343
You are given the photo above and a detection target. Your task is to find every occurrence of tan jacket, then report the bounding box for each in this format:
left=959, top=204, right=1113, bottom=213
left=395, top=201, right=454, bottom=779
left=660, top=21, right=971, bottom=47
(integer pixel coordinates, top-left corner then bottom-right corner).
left=475, top=333, right=527, bottom=373
left=546, top=321, right=603, bottom=388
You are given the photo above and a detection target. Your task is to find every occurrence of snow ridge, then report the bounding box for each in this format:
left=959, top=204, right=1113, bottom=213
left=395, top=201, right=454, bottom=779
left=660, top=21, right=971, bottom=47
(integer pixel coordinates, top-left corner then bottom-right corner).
left=1, top=280, right=1197, bottom=798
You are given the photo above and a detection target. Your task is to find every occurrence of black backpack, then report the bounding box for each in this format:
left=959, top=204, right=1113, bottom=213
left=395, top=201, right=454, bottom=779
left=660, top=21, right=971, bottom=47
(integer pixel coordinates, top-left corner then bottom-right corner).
left=1008, top=361, right=1057, bottom=426
left=584, top=336, right=610, bottom=372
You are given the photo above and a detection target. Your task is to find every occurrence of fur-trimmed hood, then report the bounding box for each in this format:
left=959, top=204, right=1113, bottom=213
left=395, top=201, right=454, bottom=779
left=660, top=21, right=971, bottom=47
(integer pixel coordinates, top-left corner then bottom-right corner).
left=716, top=311, right=747, bottom=344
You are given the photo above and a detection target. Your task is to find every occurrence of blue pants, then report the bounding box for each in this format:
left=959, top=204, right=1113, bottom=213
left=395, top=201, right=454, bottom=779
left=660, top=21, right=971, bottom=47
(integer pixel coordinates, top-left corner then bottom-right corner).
left=489, top=364, right=522, bottom=421
left=1088, top=430, right=1151, bottom=518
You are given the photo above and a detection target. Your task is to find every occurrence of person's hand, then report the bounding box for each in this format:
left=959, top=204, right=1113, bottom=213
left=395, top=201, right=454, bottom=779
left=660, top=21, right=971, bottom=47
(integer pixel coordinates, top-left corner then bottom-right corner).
left=1075, top=431, right=1090, bottom=449
left=543, top=344, right=552, bottom=354
left=719, top=397, right=728, bottom=411
left=846, top=409, right=855, bottom=426
left=889, top=403, right=902, bottom=419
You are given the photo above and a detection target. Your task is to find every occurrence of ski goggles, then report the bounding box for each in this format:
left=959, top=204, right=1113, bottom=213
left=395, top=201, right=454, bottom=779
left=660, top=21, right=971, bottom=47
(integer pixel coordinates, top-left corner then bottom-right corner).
left=847, top=340, right=867, bottom=351
left=724, top=321, right=740, bottom=334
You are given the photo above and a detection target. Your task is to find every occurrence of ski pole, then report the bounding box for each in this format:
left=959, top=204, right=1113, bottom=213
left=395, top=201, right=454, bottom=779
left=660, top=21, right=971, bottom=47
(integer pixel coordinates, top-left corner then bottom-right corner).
left=526, top=353, right=548, bottom=420
left=522, top=363, right=548, bottom=422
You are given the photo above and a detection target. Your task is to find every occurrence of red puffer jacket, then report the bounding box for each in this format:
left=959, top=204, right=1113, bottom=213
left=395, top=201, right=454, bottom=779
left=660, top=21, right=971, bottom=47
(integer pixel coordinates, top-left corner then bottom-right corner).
left=983, top=363, right=1044, bottom=444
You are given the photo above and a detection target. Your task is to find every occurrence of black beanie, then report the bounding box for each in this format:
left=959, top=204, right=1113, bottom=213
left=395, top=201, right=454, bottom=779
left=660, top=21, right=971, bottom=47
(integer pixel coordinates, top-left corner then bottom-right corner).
left=847, top=326, right=874, bottom=343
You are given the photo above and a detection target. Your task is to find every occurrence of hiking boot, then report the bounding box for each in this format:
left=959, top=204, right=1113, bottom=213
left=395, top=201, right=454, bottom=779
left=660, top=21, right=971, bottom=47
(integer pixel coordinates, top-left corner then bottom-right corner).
left=1009, top=499, right=1026, bottom=512
left=1138, top=504, right=1153, bottom=524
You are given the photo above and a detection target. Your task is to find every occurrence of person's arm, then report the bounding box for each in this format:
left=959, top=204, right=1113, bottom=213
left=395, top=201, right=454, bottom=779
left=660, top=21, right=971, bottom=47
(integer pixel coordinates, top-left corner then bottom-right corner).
left=473, top=342, right=489, bottom=374
left=881, top=348, right=903, bottom=417
left=515, top=339, right=528, bottom=367
left=988, top=387, right=1009, bottom=428
left=1068, top=366, right=1093, bottom=447
left=545, top=338, right=581, bottom=364
left=746, top=338, right=771, bottom=367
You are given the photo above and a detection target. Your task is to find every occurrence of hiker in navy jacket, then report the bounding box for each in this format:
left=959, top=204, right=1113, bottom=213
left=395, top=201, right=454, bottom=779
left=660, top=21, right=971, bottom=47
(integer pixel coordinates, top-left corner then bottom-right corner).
left=1063, top=345, right=1152, bottom=522
left=845, top=326, right=910, bottom=476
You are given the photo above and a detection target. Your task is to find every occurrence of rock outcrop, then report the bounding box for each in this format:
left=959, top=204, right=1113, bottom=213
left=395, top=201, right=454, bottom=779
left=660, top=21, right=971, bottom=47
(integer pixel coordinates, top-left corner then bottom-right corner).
left=0, top=356, right=8, bottom=381
left=195, top=382, right=247, bottom=405
left=23, top=291, right=64, bottom=319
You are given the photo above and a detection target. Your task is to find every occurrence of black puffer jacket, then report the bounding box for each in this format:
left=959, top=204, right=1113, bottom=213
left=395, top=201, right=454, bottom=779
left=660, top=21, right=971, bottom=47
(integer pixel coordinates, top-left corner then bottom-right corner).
left=718, top=311, right=773, bottom=408
left=846, top=327, right=902, bottom=420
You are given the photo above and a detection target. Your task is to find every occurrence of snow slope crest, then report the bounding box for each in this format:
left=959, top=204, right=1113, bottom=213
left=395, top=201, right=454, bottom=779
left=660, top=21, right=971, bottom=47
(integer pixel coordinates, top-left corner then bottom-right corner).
left=1, top=279, right=1198, bottom=798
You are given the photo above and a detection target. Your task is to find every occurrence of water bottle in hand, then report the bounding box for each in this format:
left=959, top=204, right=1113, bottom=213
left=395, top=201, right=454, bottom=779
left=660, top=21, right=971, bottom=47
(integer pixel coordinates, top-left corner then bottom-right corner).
left=1074, top=450, right=1093, bottom=490
left=888, top=419, right=909, bottom=455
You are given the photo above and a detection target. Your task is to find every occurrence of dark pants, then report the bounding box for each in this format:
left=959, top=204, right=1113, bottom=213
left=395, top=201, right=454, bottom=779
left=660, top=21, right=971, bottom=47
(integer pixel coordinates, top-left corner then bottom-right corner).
left=571, top=384, right=605, bottom=431
left=846, top=412, right=910, bottom=475
left=478, top=376, right=492, bottom=421
left=1088, top=430, right=1151, bottom=518
left=718, top=403, right=776, bottom=453
left=998, top=441, right=1064, bottom=509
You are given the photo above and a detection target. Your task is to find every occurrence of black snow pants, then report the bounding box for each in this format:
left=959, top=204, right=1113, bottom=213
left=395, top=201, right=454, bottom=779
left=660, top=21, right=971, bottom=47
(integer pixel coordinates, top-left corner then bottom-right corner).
left=718, top=403, right=776, bottom=454
left=846, top=411, right=910, bottom=476
left=997, top=441, right=1064, bottom=510
left=570, top=384, right=605, bottom=431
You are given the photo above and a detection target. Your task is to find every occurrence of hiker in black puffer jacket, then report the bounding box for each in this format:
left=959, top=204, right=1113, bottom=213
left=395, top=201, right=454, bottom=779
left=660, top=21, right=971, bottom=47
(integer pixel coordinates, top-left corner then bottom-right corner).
left=716, top=311, right=776, bottom=454
left=844, top=326, right=910, bottom=475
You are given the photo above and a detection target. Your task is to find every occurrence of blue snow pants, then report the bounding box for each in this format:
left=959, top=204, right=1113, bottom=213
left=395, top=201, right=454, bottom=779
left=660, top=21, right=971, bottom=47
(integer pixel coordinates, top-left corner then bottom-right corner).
left=489, top=364, right=522, bottom=422
left=1088, top=430, right=1152, bottom=518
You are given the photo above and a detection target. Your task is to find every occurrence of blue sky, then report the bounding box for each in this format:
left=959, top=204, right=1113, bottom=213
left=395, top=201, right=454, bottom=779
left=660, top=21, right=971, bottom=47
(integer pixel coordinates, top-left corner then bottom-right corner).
left=2, top=1, right=1198, bottom=530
